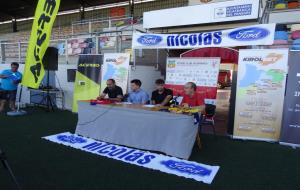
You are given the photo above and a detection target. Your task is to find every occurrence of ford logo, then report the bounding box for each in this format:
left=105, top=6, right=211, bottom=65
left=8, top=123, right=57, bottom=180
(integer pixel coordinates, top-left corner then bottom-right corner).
left=161, top=160, right=212, bottom=176
left=57, top=135, right=87, bottom=144
left=137, top=35, right=162, bottom=46
left=228, top=27, right=270, bottom=41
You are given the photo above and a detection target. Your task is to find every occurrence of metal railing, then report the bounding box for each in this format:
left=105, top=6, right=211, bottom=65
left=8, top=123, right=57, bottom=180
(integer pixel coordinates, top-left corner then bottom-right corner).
left=0, top=16, right=143, bottom=64
left=0, top=31, right=136, bottom=65
left=71, top=16, right=140, bottom=35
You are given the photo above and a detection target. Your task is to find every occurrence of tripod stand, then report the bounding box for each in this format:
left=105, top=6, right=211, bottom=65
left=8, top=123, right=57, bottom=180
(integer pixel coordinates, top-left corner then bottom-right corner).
left=40, top=69, right=55, bottom=112
left=0, top=148, right=22, bottom=190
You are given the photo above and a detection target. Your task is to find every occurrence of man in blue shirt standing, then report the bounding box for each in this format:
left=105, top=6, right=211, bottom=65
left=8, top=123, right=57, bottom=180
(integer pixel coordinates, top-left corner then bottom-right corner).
left=0, top=62, right=22, bottom=112
left=128, top=79, right=149, bottom=104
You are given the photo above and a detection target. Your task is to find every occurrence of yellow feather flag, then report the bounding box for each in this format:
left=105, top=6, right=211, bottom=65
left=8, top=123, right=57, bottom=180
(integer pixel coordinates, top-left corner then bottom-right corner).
left=22, top=0, right=61, bottom=88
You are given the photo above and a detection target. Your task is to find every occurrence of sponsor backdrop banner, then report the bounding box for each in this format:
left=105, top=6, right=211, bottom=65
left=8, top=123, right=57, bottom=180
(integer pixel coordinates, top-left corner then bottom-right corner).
left=144, top=0, right=259, bottom=28
left=165, top=58, right=220, bottom=105
left=22, top=0, right=61, bottom=88
left=280, top=51, right=300, bottom=147
left=67, top=37, right=96, bottom=55
left=101, top=53, right=130, bottom=94
left=234, top=49, right=289, bottom=141
left=43, top=132, right=220, bottom=184
left=72, top=55, right=102, bottom=112
left=132, top=24, right=275, bottom=49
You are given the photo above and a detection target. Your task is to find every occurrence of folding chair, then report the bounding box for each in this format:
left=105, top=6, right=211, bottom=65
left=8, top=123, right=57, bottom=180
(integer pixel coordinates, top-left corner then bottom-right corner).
left=199, top=104, right=217, bottom=136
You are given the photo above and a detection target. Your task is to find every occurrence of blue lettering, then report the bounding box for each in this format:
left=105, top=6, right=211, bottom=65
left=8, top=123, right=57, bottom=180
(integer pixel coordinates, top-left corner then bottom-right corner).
left=108, top=148, right=128, bottom=157
left=137, top=155, right=156, bottom=165
left=175, top=35, right=180, bottom=46
left=198, top=34, right=203, bottom=45
left=189, top=34, right=197, bottom=46
left=213, top=32, right=222, bottom=44
left=203, top=33, right=212, bottom=45
left=179, top=35, right=188, bottom=46
left=98, top=146, right=117, bottom=154
left=124, top=152, right=144, bottom=162
left=82, top=142, right=108, bottom=151
left=118, top=149, right=135, bottom=159
left=167, top=36, right=175, bottom=46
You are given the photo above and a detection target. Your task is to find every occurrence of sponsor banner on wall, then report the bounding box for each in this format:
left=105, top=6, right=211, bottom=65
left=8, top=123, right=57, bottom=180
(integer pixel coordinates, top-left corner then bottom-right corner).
left=165, top=58, right=220, bottom=105
left=233, top=49, right=289, bottom=141
left=22, top=0, right=61, bottom=88
left=99, top=36, right=117, bottom=49
left=101, top=53, right=130, bottom=94
left=72, top=55, right=102, bottom=112
left=280, top=51, right=300, bottom=147
left=132, top=24, right=275, bottom=49
left=144, top=0, right=260, bottom=29
left=67, top=37, right=96, bottom=55
left=43, top=132, right=220, bottom=184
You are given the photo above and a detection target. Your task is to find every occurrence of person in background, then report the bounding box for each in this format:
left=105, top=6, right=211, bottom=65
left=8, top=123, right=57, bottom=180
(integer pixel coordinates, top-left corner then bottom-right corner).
left=181, top=82, right=202, bottom=107
left=98, top=79, right=123, bottom=102
left=127, top=79, right=149, bottom=104
left=151, top=79, right=173, bottom=106
left=0, top=62, right=23, bottom=112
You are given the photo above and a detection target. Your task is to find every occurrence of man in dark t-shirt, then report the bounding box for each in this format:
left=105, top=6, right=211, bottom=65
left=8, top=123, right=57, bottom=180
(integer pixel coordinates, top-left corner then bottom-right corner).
left=151, top=79, right=173, bottom=106
left=98, top=79, right=123, bottom=102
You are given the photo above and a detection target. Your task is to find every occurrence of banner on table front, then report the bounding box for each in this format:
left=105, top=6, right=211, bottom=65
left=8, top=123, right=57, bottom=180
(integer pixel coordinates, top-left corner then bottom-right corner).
left=101, top=53, right=130, bottom=94
left=165, top=58, right=220, bottom=105
left=43, top=132, right=220, bottom=184
left=72, top=55, right=102, bottom=112
left=132, top=24, right=275, bottom=49
left=22, top=0, right=60, bottom=88
left=280, top=51, right=300, bottom=147
left=233, top=49, right=289, bottom=141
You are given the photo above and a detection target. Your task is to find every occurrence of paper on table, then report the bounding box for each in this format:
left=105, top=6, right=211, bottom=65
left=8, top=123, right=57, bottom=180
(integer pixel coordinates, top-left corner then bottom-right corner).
left=143, top=105, right=156, bottom=108
left=115, top=102, right=132, bottom=105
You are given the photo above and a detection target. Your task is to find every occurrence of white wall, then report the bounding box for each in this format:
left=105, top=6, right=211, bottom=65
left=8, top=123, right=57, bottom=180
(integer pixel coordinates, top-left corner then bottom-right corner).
left=128, top=65, right=164, bottom=96
left=55, top=64, right=77, bottom=110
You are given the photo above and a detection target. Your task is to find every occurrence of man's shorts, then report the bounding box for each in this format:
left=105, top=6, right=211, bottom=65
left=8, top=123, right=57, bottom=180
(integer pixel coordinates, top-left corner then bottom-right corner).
left=0, top=90, right=17, bottom=101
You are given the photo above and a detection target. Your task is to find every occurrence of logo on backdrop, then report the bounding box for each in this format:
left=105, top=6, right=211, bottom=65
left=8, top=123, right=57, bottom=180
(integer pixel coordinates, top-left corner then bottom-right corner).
left=228, top=27, right=270, bottom=41
left=160, top=160, right=212, bottom=176
left=105, top=56, right=128, bottom=65
left=243, top=53, right=283, bottom=65
left=137, top=35, right=163, bottom=46
left=57, top=135, right=87, bottom=144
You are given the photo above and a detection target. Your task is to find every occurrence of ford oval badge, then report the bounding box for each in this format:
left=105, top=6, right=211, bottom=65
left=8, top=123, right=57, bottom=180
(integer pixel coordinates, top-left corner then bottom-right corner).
left=137, top=35, right=162, bottom=46
left=228, top=27, right=270, bottom=41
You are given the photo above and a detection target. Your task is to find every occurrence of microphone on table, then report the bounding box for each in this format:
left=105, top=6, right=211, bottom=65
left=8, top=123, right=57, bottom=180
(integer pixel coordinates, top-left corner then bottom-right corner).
left=123, top=94, right=129, bottom=102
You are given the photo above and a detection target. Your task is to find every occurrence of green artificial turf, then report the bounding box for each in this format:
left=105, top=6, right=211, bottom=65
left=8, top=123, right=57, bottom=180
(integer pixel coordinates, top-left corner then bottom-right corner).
left=0, top=108, right=300, bottom=190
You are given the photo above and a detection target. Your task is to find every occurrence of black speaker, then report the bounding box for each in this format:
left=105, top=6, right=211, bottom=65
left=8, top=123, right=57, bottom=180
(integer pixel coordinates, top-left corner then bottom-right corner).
left=67, top=69, right=76, bottom=82
left=43, top=47, right=58, bottom=71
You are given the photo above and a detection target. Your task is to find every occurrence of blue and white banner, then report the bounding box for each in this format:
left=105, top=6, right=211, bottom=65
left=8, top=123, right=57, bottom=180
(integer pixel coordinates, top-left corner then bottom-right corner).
left=132, top=24, right=275, bottom=49
left=43, top=132, right=220, bottom=184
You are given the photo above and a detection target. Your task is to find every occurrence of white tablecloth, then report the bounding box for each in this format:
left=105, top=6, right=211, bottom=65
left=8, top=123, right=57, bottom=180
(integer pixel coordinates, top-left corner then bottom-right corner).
left=75, top=102, right=198, bottom=159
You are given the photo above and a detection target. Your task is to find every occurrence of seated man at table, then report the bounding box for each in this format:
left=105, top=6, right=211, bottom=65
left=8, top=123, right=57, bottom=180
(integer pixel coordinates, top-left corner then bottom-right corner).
left=151, top=79, right=173, bottom=106
left=181, top=82, right=202, bottom=107
left=98, top=79, right=123, bottom=102
left=127, top=79, right=149, bottom=104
